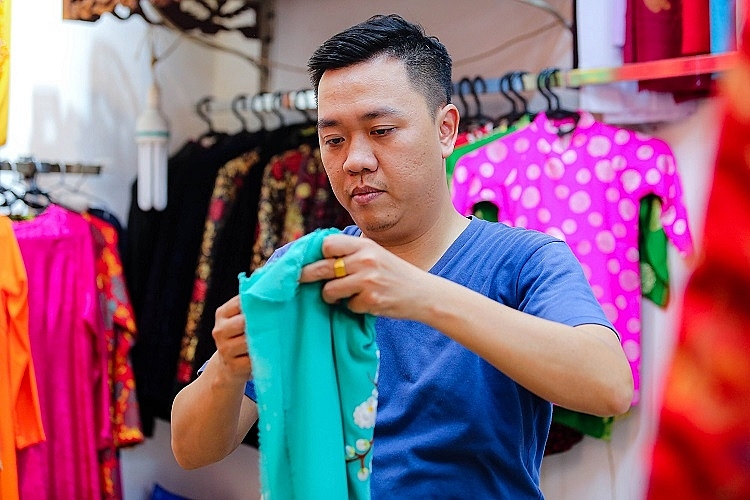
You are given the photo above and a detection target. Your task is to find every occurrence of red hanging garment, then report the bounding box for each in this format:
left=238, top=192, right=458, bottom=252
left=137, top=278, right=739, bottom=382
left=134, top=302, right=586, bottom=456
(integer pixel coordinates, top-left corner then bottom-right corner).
left=647, top=7, right=750, bottom=499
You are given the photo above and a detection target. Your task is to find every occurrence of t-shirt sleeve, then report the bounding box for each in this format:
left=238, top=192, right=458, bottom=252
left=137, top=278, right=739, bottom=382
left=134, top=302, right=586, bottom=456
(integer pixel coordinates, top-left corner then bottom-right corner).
left=196, top=361, right=257, bottom=401
left=517, top=239, right=618, bottom=338
left=244, top=380, right=257, bottom=401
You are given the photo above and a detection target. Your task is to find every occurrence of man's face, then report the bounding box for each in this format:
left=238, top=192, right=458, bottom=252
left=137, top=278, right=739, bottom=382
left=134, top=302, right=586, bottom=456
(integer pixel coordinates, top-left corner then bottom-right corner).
left=316, top=56, right=453, bottom=242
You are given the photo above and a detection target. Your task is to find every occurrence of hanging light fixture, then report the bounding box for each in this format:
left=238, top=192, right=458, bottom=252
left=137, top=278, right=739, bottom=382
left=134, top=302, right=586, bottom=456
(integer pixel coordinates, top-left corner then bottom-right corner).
left=135, top=44, right=169, bottom=211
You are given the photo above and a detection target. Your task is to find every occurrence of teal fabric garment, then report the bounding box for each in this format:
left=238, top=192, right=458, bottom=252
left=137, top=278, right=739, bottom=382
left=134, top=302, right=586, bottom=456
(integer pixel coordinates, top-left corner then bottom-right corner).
left=239, top=228, right=379, bottom=500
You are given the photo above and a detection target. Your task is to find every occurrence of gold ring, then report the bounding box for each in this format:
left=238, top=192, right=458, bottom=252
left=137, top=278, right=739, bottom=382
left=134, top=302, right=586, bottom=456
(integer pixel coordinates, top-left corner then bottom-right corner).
left=333, top=257, right=347, bottom=278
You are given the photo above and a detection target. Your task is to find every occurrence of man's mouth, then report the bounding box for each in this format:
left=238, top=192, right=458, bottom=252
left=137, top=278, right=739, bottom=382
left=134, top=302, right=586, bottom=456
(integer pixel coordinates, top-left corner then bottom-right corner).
left=351, top=186, right=383, bottom=203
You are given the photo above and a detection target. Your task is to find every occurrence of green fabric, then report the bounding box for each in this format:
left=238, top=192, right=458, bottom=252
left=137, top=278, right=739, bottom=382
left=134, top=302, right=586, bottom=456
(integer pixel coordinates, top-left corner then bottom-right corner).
left=472, top=201, right=499, bottom=223
left=446, top=114, right=531, bottom=180
left=639, top=194, right=670, bottom=307
left=239, top=228, right=379, bottom=500
left=552, top=406, right=614, bottom=441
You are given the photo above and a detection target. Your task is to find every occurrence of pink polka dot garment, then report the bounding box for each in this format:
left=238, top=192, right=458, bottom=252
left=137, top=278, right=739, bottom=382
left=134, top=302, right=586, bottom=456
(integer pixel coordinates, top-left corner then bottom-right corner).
left=451, top=111, right=694, bottom=405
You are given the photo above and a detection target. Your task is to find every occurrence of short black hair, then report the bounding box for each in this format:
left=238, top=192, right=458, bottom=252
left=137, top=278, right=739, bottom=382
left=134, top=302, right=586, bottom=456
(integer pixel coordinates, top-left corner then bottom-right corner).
left=307, top=14, right=453, bottom=116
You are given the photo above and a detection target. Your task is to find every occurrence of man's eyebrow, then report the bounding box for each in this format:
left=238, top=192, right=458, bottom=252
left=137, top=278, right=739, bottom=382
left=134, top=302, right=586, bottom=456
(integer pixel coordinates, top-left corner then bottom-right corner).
left=317, top=117, right=339, bottom=129
left=317, top=106, right=406, bottom=130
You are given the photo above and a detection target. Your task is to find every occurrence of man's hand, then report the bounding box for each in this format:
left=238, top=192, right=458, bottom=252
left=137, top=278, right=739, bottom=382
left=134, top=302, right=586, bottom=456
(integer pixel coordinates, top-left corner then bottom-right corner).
left=212, top=295, right=252, bottom=382
left=299, top=234, right=427, bottom=319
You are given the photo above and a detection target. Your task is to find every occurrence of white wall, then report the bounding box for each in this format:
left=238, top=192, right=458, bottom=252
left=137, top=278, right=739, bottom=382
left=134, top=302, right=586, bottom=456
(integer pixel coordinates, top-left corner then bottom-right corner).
left=2, top=0, right=262, bottom=224
left=121, top=419, right=260, bottom=500
left=2, top=1, right=147, bottom=221
left=3, top=1, right=721, bottom=499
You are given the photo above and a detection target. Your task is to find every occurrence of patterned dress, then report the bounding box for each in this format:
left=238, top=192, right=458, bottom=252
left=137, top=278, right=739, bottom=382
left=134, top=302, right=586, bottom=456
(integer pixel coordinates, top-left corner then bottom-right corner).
left=451, top=111, right=694, bottom=404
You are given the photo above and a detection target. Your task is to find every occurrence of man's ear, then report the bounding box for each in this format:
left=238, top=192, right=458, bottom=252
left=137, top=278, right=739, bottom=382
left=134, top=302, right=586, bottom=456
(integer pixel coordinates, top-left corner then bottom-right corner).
left=437, top=103, right=460, bottom=159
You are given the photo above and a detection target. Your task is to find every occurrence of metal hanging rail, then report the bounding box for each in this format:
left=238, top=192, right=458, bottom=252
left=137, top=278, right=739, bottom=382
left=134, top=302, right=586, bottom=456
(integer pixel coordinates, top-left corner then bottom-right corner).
left=559, top=51, right=737, bottom=88
left=477, top=52, right=739, bottom=93
left=0, top=158, right=102, bottom=176
left=202, top=51, right=740, bottom=116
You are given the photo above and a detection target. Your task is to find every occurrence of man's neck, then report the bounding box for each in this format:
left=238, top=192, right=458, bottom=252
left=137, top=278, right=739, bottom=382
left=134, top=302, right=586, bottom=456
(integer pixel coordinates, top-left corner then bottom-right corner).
left=365, top=210, right=470, bottom=271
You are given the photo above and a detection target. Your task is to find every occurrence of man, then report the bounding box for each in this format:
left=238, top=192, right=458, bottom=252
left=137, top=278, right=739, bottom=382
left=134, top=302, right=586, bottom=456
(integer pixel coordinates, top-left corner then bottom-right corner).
left=171, top=14, right=633, bottom=498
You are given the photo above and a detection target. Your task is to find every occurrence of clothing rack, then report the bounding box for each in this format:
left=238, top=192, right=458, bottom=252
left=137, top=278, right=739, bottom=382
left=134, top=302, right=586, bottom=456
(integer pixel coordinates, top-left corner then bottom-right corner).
left=456, top=52, right=739, bottom=94
left=198, top=52, right=738, bottom=117
left=0, top=158, right=102, bottom=177
left=197, top=89, right=317, bottom=117
left=1, top=158, right=104, bottom=215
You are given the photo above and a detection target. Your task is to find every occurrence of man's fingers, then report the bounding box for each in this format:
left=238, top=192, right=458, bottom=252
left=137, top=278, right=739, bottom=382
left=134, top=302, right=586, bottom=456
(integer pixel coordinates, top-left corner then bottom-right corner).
left=216, top=295, right=242, bottom=319
left=300, top=258, right=339, bottom=283
left=299, top=234, right=368, bottom=283
left=320, top=233, right=363, bottom=259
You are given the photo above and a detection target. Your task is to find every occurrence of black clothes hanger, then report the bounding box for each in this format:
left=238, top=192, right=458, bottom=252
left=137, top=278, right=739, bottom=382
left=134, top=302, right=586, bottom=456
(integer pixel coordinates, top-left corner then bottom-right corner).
left=456, top=77, right=471, bottom=114
left=494, top=72, right=528, bottom=128
left=196, top=96, right=216, bottom=135
left=0, top=182, right=17, bottom=209
left=249, top=94, right=268, bottom=131
left=0, top=182, right=30, bottom=217
left=495, top=73, right=518, bottom=125
left=232, top=93, right=271, bottom=133
left=272, top=92, right=288, bottom=128
left=537, top=67, right=580, bottom=134
left=249, top=92, right=286, bottom=131
left=21, top=160, right=51, bottom=209
left=196, top=96, right=229, bottom=147
left=292, top=89, right=317, bottom=126
left=470, top=76, right=495, bottom=125
left=231, top=94, right=250, bottom=132
left=456, top=77, right=473, bottom=131
left=457, top=77, right=492, bottom=133
left=20, top=172, right=51, bottom=212
left=2, top=159, right=105, bottom=216
left=510, top=72, right=530, bottom=118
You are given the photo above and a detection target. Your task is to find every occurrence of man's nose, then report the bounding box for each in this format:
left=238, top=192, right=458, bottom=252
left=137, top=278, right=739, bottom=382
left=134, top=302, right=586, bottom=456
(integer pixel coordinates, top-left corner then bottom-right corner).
left=343, top=136, right=377, bottom=174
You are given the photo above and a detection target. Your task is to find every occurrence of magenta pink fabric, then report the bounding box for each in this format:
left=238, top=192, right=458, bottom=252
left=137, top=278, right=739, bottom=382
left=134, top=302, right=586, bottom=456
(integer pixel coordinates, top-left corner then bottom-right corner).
left=451, top=112, right=694, bottom=405
left=13, top=205, right=108, bottom=500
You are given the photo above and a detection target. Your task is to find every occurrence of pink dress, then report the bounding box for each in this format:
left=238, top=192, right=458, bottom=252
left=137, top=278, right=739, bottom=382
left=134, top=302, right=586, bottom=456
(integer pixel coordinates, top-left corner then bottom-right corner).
left=13, top=204, right=108, bottom=500
left=451, top=111, right=694, bottom=404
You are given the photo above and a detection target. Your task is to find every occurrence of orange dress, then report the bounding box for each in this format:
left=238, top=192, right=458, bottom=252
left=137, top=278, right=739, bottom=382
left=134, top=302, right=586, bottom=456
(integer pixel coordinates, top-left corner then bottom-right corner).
left=0, top=215, right=45, bottom=500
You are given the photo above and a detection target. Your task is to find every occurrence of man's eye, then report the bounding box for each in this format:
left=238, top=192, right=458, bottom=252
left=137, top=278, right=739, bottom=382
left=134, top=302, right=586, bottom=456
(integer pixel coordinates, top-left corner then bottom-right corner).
left=326, top=137, right=344, bottom=146
left=372, top=128, right=394, bottom=136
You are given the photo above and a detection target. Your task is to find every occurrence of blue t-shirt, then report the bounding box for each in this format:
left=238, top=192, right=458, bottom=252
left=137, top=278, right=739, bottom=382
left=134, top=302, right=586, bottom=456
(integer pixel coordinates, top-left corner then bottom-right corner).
left=243, top=216, right=613, bottom=499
